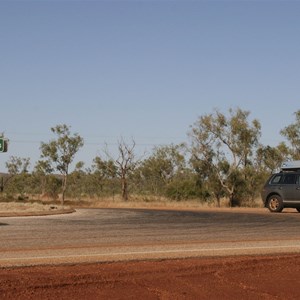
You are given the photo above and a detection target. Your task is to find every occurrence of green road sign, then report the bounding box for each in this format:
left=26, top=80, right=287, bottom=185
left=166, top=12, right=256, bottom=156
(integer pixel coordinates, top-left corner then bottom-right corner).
left=0, top=138, right=7, bottom=152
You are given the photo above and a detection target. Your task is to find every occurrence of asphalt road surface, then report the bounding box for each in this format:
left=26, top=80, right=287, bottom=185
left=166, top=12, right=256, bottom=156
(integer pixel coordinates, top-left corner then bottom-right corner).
left=1, top=208, right=300, bottom=267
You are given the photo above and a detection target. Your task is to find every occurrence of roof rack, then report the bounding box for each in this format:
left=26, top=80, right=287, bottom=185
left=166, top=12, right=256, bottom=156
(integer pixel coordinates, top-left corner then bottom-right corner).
left=281, top=160, right=300, bottom=172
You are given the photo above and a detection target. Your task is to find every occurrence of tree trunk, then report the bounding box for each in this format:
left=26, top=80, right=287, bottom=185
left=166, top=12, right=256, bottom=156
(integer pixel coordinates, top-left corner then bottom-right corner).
left=121, top=177, right=128, bottom=201
left=229, top=193, right=234, bottom=208
left=62, top=175, right=67, bottom=206
left=0, top=177, right=3, bottom=193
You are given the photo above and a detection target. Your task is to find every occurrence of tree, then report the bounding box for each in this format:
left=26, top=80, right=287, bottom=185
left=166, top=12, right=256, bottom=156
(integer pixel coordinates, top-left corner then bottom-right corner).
left=1, top=156, right=30, bottom=194
left=6, top=156, right=30, bottom=175
left=256, top=143, right=289, bottom=174
left=116, top=138, right=137, bottom=201
left=190, top=157, right=225, bottom=206
left=91, top=157, right=117, bottom=196
left=92, top=157, right=117, bottom=180
left=134, top=144, right=186, bottom=196
left=104, top=138, right=138, bottom=201
left=280, top=110, right=300, bottom=160
left=68, top=162, right=86, bottom=200
left=32, top=160, right=53, bottom=196
left=40, top=124, right=84, bottom=205
left=189, top=107, right=261, bottom=207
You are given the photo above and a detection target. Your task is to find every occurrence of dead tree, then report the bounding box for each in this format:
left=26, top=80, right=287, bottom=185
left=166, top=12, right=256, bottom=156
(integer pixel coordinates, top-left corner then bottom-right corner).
left=105, top=138, right=137, bottom=201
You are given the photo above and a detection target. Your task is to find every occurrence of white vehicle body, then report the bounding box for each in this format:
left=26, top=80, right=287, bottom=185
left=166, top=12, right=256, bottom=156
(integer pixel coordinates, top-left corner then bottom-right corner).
left=281, top=160, right=300, bottom=171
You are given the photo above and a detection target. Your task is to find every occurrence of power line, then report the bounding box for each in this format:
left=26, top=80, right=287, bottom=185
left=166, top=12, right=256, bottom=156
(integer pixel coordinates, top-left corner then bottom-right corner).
left=8, top=140, right=186, bottom=147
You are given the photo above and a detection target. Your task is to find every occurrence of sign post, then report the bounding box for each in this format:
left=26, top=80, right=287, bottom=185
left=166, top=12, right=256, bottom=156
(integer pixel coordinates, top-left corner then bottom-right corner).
left=0, top=138, right=8, bottom=153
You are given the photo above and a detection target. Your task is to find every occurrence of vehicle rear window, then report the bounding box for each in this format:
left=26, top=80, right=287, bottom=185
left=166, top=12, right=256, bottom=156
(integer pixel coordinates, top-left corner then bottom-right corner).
left=270, top=175, right=282, bottom=184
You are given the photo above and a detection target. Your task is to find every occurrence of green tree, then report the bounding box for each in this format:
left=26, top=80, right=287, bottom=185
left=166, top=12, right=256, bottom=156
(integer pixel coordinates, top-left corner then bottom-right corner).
left=280, top=110, right=300, bottom=160
left=190, top=157, right=225, bottom=206
left=6, top=156, right=30, bottom=175
left=31, top=160, right=61, bottom=201
left=256, top=143, right=289, bottom=174
left=92, top=157, right=117, bottom=179
left=40, top=124, right=84, bottom=205
left=91, top=157, right=117, bottom=197
left=134, top=144, right=186, bottom=196
left=68, top=162, right=86, bottom=200
left=189, top=107, right=261, bottom=207
left=33, top=160, right=53, bottom=196
left=2, top=156, right=30, bottom=195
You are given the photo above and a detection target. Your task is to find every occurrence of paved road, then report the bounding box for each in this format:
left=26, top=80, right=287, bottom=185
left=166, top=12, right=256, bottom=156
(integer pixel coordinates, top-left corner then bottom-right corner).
left=1, top=208, right=300, bottom=267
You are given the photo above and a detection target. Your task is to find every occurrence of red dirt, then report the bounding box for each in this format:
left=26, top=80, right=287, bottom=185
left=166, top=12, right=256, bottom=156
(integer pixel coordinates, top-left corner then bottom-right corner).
left=1, top=254, right=300, bottom=300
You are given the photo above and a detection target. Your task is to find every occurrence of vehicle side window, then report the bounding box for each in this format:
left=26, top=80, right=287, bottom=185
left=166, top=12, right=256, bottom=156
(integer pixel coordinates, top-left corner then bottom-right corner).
left=283, top=174, right=297, bottom=185
left=270, top=175, right=282, bottom=184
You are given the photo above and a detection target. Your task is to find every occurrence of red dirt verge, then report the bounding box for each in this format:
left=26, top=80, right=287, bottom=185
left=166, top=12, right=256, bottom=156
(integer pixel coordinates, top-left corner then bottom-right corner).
left=1, top=254, right=300, bottom=299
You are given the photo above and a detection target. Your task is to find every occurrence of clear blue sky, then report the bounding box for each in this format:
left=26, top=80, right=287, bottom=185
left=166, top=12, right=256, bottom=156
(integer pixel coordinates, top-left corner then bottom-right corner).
left=0, top=0, right=300, bottom=171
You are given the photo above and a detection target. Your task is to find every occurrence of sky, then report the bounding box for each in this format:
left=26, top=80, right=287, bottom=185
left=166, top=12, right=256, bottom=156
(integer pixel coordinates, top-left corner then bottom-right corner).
left=0, top=0, right=300, bottom=171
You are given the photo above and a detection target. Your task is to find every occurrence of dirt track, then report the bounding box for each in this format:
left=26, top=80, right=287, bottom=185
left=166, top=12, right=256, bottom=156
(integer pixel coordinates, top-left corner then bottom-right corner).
left=1, top=254, right=300, bottom=299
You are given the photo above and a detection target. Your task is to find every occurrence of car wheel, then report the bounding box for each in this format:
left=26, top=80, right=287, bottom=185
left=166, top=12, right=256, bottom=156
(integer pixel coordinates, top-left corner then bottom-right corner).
left=267, top=195, right=284, bottom=212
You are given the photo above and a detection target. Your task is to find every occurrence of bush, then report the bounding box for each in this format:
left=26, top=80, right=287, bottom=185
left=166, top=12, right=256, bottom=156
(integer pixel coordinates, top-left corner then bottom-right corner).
left=165, top=179, right=201, bottom=201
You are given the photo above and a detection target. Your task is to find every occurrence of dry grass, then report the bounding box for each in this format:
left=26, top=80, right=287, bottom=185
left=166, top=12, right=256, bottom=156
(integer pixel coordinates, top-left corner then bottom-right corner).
left=69, top=194, right=264, bottom=210
left=0, top=194, right=264, bottom=215
left=0, top=202, right=68, bottom=213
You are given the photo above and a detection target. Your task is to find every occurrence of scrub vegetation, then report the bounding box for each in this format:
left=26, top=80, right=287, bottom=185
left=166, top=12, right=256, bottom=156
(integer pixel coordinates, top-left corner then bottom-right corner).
left=1, top=107, right=300, bottom=208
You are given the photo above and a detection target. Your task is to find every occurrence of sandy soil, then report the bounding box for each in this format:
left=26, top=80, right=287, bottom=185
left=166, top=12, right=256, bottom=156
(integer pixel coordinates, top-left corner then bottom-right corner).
left=0, top=202, right=74, bottom=217
left=1, top=254, right=300, bottom=300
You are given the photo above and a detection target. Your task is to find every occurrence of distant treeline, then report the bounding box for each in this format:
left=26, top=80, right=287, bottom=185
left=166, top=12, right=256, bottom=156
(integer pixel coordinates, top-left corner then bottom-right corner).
left=1, top=107, right=300, bottom=207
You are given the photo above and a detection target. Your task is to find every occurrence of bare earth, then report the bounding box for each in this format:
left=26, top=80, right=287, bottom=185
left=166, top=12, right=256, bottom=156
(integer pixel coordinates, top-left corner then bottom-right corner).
left=1, top=254, right=300, bottom=300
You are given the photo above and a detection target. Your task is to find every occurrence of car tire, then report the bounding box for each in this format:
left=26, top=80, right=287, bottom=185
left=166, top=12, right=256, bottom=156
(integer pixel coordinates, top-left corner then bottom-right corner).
left=267, top=195, right=284, bottom=212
